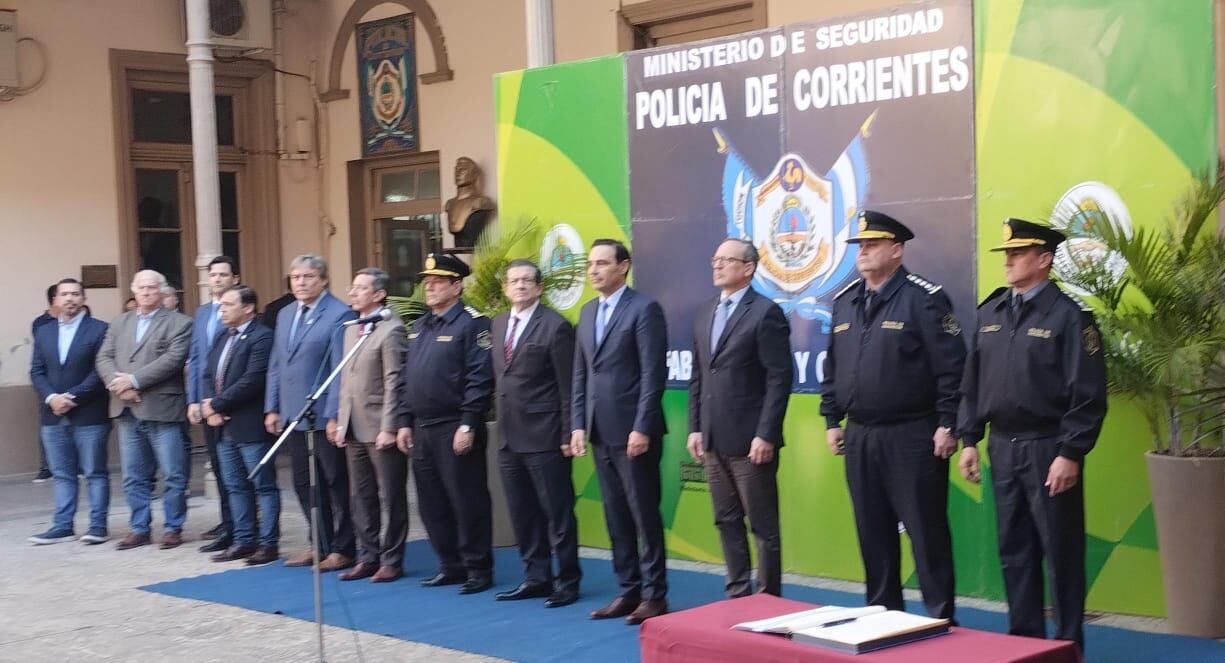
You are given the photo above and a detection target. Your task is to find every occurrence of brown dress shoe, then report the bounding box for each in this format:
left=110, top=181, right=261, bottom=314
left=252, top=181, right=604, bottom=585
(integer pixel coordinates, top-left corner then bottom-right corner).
left=318, top=552, right=354, bottom=572
left=115, top=533, right=151, bottom=551
left=283, top=550, right=315, bottom=567
left=245, top=546, right=279, bottom=566
left=159, top=531, right=183, bottom=550
left=625, top=599, right=668, bottom=625
left=338, top=561, right=378, bottom=581
left=590, top=596, right=640, bottom=620
left=211, top=544, right=257, bottom=562
left=370, top=566, right=403, bottom=583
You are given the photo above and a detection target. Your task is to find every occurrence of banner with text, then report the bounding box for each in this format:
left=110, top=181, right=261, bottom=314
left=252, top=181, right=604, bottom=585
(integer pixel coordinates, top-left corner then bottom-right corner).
left=627, top=0, right=976, bottom=392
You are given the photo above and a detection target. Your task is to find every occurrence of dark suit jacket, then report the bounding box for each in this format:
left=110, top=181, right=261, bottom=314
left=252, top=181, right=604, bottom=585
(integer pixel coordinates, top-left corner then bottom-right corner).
left=572, top=287, right=668, bottom=445
left=492, top=304, right=575, bottom=453
left=689, top=287, right=793, bottom=455
left=203, top=321, right=274, bottom=444
left=30, top=314, right=110, bottom=426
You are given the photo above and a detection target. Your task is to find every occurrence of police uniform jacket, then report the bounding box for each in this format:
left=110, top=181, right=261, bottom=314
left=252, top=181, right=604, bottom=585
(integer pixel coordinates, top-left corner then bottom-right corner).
left=399, top=300, right=494, bottom=429
left=957, top=283, right=1107, bottom=461
left=820, top=266, right=965, bottom=429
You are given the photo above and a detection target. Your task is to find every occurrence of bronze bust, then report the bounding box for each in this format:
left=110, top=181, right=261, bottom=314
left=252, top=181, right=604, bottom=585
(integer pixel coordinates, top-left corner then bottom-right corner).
left=445, top=157, right=496, bottom=248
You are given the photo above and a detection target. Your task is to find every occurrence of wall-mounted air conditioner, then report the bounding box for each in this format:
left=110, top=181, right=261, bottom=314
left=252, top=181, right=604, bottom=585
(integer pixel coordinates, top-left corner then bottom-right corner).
left=183, top=0, right=274, bottom=53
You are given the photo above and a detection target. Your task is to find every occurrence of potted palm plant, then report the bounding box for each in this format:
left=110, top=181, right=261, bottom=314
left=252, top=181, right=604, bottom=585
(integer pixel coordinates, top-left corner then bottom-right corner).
left=1062, top=168, right=1225, bottom=637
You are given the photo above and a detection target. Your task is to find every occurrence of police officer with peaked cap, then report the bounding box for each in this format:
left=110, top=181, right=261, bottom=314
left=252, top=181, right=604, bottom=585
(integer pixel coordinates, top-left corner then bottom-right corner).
left=396, top=253, right=496, bottom=594
left=957, top=218, right=1106, bottom=651
left=820, top=209, right=965, bottom=621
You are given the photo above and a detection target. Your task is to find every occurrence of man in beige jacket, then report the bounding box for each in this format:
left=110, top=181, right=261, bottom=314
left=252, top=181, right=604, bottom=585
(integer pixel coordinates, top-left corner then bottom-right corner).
left=328, top=267, right=408, bottom=583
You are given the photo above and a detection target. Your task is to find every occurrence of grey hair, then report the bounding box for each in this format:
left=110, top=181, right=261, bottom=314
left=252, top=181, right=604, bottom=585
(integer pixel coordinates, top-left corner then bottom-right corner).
left=725, top=238, right=759, bottom=263
left=289, top=254, right=329, bottom=280
left=132, top=269, right=168, bottom=289
left=160, top=285, right=177, bottom=296
left=356, top=267, right=390, bottom=294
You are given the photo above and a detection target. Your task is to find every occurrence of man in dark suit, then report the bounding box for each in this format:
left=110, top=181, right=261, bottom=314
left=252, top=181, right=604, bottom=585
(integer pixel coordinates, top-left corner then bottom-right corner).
left=571, top=239, right=669, bottom=625
left=265, top=254, right=357, bottom=571
left=687, top=238, right=793, bottom=597
left=187, top=255, right=241, bottom=552
left=28, top=279, right=111, bottom=544
left=201, top=285, right=280, bottom=565
left=491, top=259, right=581, bottom=608
left=329, top=268, right=409, bottom=583
left=96, top=269, right=194, bottom=551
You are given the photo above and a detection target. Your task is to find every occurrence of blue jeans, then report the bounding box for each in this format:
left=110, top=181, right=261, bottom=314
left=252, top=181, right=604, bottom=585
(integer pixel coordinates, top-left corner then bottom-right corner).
left=42, top=420, right=111, bottom=532
left=117, top=413, right=190, bottom=535
left=218, top=437, right=280, bottom=547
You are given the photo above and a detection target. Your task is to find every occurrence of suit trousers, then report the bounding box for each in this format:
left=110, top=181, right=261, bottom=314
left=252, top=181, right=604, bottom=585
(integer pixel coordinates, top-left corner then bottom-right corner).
left=988, top=433, right=1086, bottom=650
left=201, top=423, right=233, bottom=531
left=703, top=449, right=781, bottom=597
left=844, top=417, right=955, bottom=620
left=590, top=434, right=668, bottom=601
left=346, top=438, right=409, bottom=568
left=287, top=430, right=355, bottom=557
left=499, top=448, right=582, bottom=592
left=411, top=421, right=493, bottom=577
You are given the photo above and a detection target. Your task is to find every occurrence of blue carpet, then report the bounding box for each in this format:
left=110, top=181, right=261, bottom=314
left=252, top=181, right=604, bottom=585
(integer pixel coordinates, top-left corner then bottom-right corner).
left=142, top=541, right=1224, bottom=662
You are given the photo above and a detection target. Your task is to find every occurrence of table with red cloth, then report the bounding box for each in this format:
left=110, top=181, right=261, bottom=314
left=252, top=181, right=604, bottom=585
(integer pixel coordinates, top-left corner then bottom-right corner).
left=640, top=594, right=1081, bottom=663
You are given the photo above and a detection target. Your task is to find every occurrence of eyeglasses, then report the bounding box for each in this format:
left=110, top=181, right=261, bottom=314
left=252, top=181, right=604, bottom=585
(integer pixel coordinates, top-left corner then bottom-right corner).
left=710, top=256, right=749, bottom=267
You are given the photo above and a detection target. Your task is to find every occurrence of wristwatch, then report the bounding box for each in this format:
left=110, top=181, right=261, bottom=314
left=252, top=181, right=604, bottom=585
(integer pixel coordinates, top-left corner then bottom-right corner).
left=458, top=424, right=472, bottom=434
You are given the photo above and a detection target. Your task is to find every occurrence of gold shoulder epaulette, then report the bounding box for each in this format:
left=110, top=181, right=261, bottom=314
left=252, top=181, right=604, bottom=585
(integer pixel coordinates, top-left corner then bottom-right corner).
left=464, top=305, right=485, bottom=319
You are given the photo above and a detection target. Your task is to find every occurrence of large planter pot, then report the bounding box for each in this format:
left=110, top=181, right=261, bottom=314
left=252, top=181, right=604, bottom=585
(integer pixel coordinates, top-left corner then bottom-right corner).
left=1145, top=452, right=1225, bottom=637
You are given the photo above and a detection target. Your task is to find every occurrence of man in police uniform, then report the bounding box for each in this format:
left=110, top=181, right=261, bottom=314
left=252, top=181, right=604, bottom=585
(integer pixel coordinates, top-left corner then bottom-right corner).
left=397, top=253, right=496, bottom=594
left=820, top=210, right=965, bottom=621
left=957, top=219, right=1106, bottom=651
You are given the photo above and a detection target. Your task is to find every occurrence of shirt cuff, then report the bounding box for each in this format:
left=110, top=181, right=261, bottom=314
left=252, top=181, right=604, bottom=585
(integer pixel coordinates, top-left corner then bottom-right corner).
left=44, top=394, right=57, bottom=406
left=129, top=374, right=141, bottom=390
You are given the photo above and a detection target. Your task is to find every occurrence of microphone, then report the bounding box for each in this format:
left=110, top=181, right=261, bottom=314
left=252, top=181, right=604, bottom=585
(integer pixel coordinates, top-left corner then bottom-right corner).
left=342, top=308, right=394, bottom=326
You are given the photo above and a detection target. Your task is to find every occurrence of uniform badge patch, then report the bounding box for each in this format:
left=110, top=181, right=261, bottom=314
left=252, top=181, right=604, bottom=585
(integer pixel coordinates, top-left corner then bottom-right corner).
left=1027, top=327, right=1052, bottom=339
left=942, top=313, right=961, bottom=336
left=881, top=320, right=905, bottom=330
left=833, top=322, right=851, bottom=333
left=979, top=324, right=1001, bottom=333
left=1083, top=326, right=1101, bottom=355
left=476, top=329, right=493, bottom=349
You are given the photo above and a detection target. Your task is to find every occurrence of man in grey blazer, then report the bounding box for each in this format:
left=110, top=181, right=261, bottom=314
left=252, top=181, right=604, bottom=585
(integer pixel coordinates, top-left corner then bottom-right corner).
left=264, top=254, right=357, bottom=570
left=571, top=239, right=669, bottom=625
left=96, top=269, right=194, bottom=550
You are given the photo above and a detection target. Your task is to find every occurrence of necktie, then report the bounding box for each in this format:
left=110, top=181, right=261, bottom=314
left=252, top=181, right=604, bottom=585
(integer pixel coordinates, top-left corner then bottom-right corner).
left=214, top=328, right=239, bottom=394
left=863, top=289, right=876, bottom=314
left=596, top=301, right=610, bottom=344
left=505, top=315, right=519, bottom=363
left=711, top=298, right=732, bottom=352
left=291, top=305, right=311, bottom=345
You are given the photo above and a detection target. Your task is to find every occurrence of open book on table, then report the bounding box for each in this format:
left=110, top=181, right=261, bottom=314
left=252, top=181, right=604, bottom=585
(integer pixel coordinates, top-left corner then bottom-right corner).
left=732, top=604, right=950, bottom=654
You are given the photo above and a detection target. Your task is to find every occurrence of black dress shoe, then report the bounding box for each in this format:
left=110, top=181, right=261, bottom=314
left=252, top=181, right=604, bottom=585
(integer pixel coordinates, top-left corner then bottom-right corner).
left=495, top=582, right=552, bottom=601
left=211, top=544, right=257, bottom=562
left=420, top=571, right=466, bottom=587
left=202, top=523, right=228, bottom=540
left=544, top=589, right=579, bottom=608
left=199, top=537, right=232, bottom=553
left=458, top=574, right=494, bottom=595
left=245, top=546, right=279, bottom=566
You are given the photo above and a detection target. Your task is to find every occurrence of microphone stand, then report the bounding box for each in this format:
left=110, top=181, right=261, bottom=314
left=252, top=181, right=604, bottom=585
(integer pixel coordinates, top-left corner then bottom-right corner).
left=250, top=317, right=382, bottom=663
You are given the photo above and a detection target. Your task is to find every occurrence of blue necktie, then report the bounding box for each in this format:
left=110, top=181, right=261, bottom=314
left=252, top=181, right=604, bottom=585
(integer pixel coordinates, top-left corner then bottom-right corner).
left=596, top=301, right=610, bottom=344
left=291, top=305, right=311, bottom=345
left=711, top=298, right=731, bottom=352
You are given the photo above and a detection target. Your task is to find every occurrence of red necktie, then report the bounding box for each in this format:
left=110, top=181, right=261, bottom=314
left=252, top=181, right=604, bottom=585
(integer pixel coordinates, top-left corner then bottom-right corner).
left=505, top=315, right=519, bottom=363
